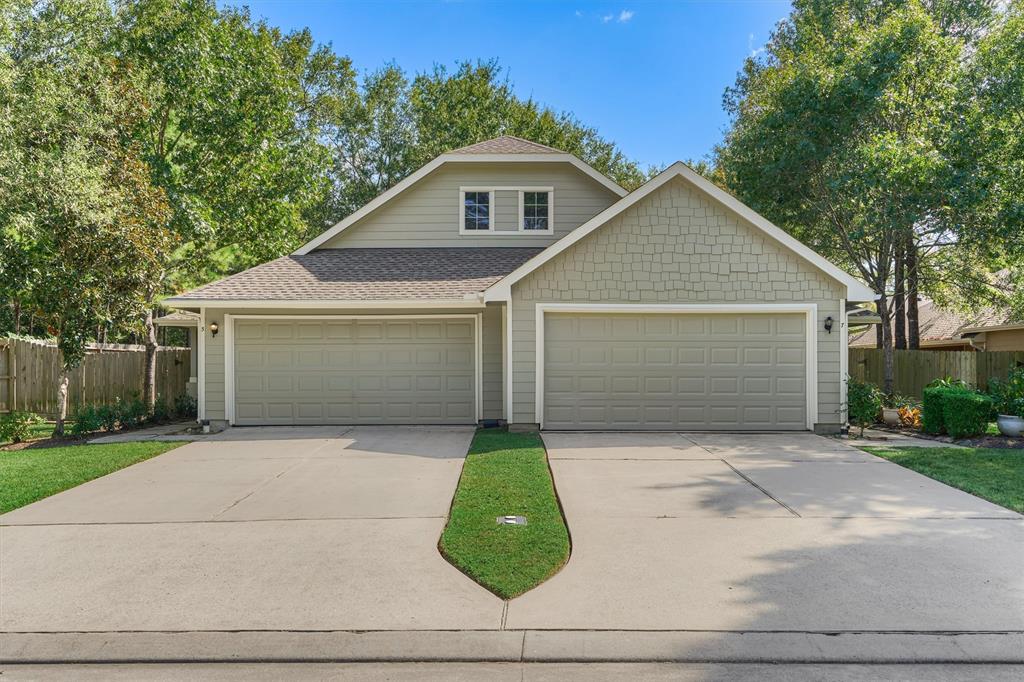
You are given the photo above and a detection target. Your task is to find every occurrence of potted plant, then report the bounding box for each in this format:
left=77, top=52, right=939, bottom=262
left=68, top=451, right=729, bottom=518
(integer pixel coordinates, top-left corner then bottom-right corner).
left=880, top=394, right=912, bottom=427
left=997, top=399, right=1024, bottom=437
left=988, top=368, right=1024, bottom=437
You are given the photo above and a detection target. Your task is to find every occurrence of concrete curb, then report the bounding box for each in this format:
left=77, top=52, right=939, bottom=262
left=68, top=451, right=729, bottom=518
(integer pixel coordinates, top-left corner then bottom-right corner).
left=3, top=631, right=1023, bottom=664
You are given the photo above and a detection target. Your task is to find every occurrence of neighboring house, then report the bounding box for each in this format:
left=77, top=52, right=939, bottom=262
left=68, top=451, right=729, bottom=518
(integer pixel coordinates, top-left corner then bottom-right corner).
left=849, top=300, right=1023, bottom=351
left=165, top=136, right=875, bottom=433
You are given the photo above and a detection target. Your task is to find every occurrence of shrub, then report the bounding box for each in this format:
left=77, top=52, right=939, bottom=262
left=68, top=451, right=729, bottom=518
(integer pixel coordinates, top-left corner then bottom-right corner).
left=96, top=402, right=121, bottom=432
left=174, top=393, right=197, bottom=420
left=943, top=391, right=994, bottom=439
left=151, top=399, right=171, bottom=424
left=847, top=377, right=883, bottom=436
left=921, top=386, right=964, bottom=435
left=121, top=397, right=150, bottom=429
left=70, top=405, right=103, bottom=436
left=988, top=367, right=1024, bottom=416
left=898, top=405, right=921, bottom=428
left=0, top=411, right=43, bottom=443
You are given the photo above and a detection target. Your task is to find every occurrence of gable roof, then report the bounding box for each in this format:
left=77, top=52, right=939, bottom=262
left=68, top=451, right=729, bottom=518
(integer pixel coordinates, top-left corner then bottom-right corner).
left=450, top=135, right=564, bottom=155
left=163, top=248, right=542, bottom=307
left=293, top=137, right=628, bottom=255
left=483, top=162, right=877, bottom=303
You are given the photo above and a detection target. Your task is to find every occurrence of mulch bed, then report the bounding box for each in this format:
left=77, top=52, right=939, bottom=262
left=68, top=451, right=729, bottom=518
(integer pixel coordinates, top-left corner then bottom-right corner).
left=871, top=425, right=1024, bottom=449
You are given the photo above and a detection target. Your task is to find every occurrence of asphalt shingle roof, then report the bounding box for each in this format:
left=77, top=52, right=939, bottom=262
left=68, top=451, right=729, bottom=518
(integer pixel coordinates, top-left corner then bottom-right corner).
left=449, top=135, right=564, bottom=155
left=849, top=299, right=1013, bottom=346
left=172, top=248, right=543, bottom=302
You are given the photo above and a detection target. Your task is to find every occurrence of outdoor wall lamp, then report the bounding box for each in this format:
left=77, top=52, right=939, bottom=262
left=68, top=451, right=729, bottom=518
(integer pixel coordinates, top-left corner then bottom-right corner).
left=208, top=321, right=219, bottom=338
left=824, top=316, right=834, bottom=334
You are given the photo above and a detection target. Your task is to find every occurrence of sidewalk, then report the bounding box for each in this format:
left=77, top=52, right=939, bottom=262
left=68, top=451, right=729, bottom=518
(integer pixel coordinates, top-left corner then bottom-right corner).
left=844, top=428, right=967, bottom=449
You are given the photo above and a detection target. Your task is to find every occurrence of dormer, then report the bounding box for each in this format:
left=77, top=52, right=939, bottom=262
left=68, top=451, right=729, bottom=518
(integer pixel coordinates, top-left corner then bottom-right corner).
left=296, top=136, right=626, bottom=252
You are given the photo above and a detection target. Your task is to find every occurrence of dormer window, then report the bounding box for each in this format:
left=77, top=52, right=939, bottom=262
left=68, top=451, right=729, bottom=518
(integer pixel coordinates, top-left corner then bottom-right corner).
left=521, top=190, right=552, bottom=233
left=460, top=190, right=493, bottom=232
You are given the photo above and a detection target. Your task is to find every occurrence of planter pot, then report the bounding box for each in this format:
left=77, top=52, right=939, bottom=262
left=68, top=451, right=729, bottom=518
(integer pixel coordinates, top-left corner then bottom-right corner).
left=881, top=408, right=901, bottom=427
left=997, top=414, right=1024, bottom=438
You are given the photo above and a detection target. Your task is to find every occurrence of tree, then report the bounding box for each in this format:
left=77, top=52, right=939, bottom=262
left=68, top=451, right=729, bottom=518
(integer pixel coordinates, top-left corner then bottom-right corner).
left=114, top=0, right=349, bottom=408
left=0, top=0, right=175, bottom=433
left=716, top=0, right=974, bottom=392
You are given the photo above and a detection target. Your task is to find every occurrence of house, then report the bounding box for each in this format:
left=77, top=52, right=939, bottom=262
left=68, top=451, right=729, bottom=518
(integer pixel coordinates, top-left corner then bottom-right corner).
left=849, top=300, right=1024, bottom=351
left=165, top=136, right=875, bottom=433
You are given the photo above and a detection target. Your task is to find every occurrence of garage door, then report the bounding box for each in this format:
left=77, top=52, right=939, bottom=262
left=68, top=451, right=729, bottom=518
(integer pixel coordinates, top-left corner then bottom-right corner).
left=543, top=313, right=807, bottom=430
left=233, top=318, right=476, bottom=425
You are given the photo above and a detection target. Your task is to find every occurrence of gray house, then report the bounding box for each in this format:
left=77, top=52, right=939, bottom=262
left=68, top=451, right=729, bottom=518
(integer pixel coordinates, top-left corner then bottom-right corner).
left=166, top=136, right=874, bottom=433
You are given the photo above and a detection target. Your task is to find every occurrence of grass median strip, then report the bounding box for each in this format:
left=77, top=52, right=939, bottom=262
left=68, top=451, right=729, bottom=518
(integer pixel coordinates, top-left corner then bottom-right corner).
left=439, top=428, right=570, bottom=599
left=860, top=446, right=1024, bottom=514
left=0, top=442, right=183, bottom=513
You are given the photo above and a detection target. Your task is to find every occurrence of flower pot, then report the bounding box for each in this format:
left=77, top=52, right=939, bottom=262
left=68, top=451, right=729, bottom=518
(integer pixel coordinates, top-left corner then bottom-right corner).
left=997, top=414, right=1024, bottom=438
left=881, top=408, right=901, bottom=427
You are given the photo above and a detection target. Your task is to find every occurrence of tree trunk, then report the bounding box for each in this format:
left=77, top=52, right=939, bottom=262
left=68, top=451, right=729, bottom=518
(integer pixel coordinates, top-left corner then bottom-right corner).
left=54, top=367, right=70, bottom=437
left=143, top=308, right=158, bottom=412
left=905, top=236, right=920, bottom=349
left=894, top=244, right=907, bottom=350
left=877, top=293, right=894, bottom=395
left=875, top=317, right=883, bottom=348
left=12, top=298, right=20, bottom=335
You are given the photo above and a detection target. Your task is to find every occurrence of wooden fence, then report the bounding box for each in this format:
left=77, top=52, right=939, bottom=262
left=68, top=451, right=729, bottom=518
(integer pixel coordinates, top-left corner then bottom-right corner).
left=849, top=348, right=1024, bottom=397
left=0, top=337, right=192, bottom=417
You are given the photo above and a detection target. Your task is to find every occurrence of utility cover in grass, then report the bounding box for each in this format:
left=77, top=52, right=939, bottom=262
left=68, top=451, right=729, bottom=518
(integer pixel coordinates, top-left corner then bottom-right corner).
left=439, top=428, right=570, bottom=599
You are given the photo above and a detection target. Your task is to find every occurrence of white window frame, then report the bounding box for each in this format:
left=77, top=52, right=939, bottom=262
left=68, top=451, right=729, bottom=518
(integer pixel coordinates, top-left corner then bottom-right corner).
left=518, top=188, right=554, bottom=234
left=459, top=188, right=495, bottom=234
left=533, top=302, right=819, bottom=431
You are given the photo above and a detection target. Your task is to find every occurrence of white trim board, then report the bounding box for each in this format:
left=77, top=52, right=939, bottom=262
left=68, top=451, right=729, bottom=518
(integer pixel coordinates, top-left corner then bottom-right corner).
left=533, top=303, right=819, bottom=431
left=485, top=162, right=876, bottom=303
left=197, top=307, right=206, bottom=423
left=223, top=314, right=482, bottom=426
left=294, top=154, right=626, bottom=254
left=164, top=299, right=486, bottom=310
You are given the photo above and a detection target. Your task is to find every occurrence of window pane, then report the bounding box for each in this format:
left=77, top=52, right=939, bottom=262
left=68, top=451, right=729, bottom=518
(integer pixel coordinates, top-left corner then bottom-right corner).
left=523, top=191, right=549, bottom=229
left=464, top=191, right=490, bottom=230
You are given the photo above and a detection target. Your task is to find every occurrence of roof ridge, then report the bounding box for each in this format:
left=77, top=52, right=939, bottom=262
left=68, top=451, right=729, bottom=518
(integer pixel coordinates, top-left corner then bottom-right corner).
left=448, top=135, right=565, bottom=155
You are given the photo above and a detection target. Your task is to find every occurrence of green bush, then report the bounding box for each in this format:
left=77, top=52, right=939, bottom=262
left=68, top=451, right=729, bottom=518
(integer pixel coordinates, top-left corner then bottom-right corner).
left=988, top=367, right=1024, bottom=417
left=151, top=398, right=171, bottom=423
left=96, top=402, right=121, bottom=432
left=921, top=386, right=950, bottom=434
left=174, top=393, right=197, bottom=420
left=942, top=391, right=994, bottom=439
left=0, top=411, right=43, bottom=443
left=121, top=397, right=150, bottom=429
left=847, top=377, right=883, bottom=435
left=70, top=405, right=103, bottom=436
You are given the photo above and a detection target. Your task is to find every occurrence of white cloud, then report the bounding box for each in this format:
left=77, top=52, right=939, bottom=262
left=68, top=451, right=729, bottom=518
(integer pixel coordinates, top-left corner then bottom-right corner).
left=618, top=9, right=634, bottom=22
left=748, top=32, right=766, bottom=58
left=602, top=13, right=613, bottom=23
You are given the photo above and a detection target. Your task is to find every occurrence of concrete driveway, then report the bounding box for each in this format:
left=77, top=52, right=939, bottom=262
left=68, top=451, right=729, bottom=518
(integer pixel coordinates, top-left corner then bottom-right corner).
left=505, top=432, right=1024, bottom=632
left=0, top=426, right=503, bottom=632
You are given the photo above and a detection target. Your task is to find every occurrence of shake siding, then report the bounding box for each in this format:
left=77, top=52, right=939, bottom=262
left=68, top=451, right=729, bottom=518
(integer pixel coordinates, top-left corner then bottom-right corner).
left=510, top=177, right=846, bottom=427
left=320, top=162, right=620, bottom=248
left=202, top=306, right=502, bottom=424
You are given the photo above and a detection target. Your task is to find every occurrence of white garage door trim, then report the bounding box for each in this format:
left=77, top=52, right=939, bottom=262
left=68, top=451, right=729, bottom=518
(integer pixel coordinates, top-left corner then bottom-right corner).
left=224, top=313, right=483, bottom=426
left=534, top=303, right=818, bottom=430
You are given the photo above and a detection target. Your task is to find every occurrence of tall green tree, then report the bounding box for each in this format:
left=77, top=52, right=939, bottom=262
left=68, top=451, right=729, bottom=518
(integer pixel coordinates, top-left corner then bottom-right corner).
left=715, top=0, right=990, bottom=392
left=1, top=0, right=176, bottom=433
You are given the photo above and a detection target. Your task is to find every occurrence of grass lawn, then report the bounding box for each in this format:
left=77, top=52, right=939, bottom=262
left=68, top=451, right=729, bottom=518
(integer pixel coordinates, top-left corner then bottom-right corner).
left=861, top=446, right=1024, bottom=514
left=439, top=428, right=570, bottom=599
left=0, top=441, right=182, bottom=513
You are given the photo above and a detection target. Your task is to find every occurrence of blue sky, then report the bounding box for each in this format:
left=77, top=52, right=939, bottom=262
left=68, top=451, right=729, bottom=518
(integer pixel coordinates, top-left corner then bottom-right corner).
left=226, top=1, right=792, bottom=170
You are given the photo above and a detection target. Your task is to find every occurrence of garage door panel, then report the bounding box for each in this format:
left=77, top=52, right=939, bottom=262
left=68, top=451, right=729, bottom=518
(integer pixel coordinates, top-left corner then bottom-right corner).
left=234, top=319, right=476, bottom=426
left=544, top=313, right=807, bottom=431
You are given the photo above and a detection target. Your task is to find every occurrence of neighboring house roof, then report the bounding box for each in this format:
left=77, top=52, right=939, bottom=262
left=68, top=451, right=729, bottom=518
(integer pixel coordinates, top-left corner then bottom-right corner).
left=483, top=162, right=877, bottom=303
left=848, top=299, right=1014, bottom=347
left=450, top=135, right=563, bottom=155
left=153, top=311, right=200, bottom=327
left=164, top=248, right=543, bottom=305
left=293, top=137, right=628, bottom=255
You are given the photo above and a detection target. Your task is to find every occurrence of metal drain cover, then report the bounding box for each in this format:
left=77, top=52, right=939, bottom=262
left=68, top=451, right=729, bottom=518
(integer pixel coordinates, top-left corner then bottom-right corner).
left=497, top=515, right=527, bottom=526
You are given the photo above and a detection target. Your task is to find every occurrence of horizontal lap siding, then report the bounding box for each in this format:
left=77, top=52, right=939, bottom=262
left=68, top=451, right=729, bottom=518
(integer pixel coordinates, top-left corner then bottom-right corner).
left=481, top=305, right=503, bottom=419
left=320, top=163, right=620, bottom=248
left=511, top=177, right=846, bottom=428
